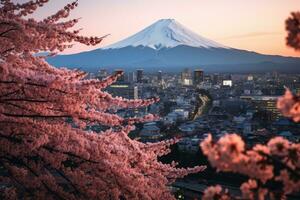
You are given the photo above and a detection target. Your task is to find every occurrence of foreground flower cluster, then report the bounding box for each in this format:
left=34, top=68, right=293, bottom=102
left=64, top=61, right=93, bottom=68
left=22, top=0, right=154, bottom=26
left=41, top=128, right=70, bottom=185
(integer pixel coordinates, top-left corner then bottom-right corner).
left=0, top=1, right=205, bottom=199
left=201, top=133, right=300, bottom=200
left=277, top=89, right=300, bottom=122
left=286, top=12, right=300, bottom=51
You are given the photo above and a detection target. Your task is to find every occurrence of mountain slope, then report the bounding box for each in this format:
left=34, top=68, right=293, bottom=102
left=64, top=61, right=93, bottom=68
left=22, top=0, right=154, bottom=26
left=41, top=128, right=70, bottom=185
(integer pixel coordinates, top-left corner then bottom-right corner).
left=47, top=19, right=300, bottom=72
left=104, top=19, right=229, bottom=50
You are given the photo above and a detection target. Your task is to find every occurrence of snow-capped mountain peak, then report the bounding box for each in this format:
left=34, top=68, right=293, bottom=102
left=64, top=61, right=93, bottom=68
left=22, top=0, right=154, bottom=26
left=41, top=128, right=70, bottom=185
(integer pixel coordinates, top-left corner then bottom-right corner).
left=103, top=19, right=229, bottom=50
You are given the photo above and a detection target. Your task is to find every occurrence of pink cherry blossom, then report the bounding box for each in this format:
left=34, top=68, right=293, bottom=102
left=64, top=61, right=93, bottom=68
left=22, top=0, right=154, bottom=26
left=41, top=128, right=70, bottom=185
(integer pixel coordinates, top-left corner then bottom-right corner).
left=277, top=89, right=300, bottom=122
left=0, top=1, right=206, bottom=199
left=201, top=134, right=300, bottom=200
left=286, top=12, right=300, bottom=50
left=202, top=185, right=230, bottom=200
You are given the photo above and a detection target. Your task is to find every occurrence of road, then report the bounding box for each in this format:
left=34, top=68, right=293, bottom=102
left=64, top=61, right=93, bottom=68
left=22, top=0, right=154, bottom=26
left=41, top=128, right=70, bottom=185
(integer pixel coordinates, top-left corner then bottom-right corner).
left=192, top=93, right=210, bottom=120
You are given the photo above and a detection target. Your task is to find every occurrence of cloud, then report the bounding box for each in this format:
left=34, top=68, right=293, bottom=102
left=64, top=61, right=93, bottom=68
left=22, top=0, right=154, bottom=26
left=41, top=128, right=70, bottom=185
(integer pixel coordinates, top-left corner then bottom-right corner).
left=219, top=32, right=283, bottom=40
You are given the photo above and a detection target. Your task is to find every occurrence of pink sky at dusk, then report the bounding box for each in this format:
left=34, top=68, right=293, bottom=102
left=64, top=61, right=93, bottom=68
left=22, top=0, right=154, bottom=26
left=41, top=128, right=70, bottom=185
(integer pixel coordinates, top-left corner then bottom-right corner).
left=28, top=0, right=300, bottom=57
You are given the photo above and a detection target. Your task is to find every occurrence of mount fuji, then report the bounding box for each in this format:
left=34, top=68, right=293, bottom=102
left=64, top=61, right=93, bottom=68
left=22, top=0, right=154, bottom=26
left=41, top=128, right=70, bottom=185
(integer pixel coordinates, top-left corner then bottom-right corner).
left=47, top=19, right=300, bottom=72
left=103, top=19, right=229, bottom=50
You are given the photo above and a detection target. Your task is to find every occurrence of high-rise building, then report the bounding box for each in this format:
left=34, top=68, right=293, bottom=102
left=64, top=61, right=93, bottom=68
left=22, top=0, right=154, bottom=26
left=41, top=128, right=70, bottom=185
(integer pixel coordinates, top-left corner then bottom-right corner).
left=114, top=69, right=125, bottom=82
left=128, top=71, right=136, bottom=83
left=247, top=75, right=254, bottom=81
left=212, top=73, right=220, bottom=85
left=240, top=96, right=281, bottom=121
left=181, top=68, right=192, bottom=86
left=108, top=84, right=138, bottom=99
left=136, top=69, right=144, bottom=83
left=157, top=70, right=162, bottom=82
left=193, top=69, right=204, bottom=85
left=222, top=80, right=232, bottom=87
left=222, top=74, right=233, bottom=87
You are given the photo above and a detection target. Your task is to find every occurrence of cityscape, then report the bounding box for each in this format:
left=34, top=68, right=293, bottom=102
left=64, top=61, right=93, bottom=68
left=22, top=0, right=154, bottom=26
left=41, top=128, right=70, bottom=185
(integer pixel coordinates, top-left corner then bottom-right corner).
left=88, top=68, right=300, bottom=199
left=1, top=1, right=300, bottom=200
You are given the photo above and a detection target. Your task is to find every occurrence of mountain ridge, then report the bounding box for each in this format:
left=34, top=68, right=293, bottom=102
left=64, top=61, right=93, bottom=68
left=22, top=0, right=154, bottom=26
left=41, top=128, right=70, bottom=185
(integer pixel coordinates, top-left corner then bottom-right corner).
left=47, top=19, right=300, bottom=73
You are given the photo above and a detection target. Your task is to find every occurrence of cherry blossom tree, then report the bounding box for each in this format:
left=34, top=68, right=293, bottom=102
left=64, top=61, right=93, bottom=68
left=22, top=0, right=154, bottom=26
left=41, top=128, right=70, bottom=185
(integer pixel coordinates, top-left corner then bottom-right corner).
left=277, top=89, right=300, bottom=122
left=276, top=11, right=300, bottom=122
left=277, top=11, right=300, bottom=123
left=0, top=1, right=206, bottom=199
left=286, top=12, right=300, bottom=51
left=201, top=134, right=300, bottom=200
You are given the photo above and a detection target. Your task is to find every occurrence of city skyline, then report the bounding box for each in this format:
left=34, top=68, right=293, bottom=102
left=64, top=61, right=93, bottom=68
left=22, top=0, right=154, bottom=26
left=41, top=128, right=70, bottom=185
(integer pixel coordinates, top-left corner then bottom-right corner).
left=26, top=0, right=300, bottom=57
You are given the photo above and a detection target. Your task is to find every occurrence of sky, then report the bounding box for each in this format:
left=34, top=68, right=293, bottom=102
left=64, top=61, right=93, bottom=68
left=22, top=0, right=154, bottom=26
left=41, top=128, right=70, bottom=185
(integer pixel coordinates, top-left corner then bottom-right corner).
left=27, top=0, right=300, bottom=57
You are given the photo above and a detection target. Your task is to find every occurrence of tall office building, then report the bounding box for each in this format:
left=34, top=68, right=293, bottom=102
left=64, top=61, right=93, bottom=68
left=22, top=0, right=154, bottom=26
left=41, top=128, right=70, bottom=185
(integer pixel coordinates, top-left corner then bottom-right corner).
left=193, top=69, right=204, bottom=85
left=136, top=69, right=144, bottom=83
left=108, top=84, right=138, bottom=100
left=128, top=71, right=136, bottom=83
left=157, top=70, right=162, bottom=82
left=212, top=73, right=220, bottom=85
left=181, top=68, right=192, bottom=86
left=222, top=74, right=233, bottom=87
left=240, top=96, right=281, bottom=121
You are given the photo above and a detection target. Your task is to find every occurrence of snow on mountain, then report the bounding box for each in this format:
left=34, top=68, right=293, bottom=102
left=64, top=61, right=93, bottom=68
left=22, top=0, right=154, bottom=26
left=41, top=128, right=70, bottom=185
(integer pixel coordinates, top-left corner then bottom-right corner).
left=104, top=19, right=229, bottom=50
left=48, top=19, right=300, bottom=73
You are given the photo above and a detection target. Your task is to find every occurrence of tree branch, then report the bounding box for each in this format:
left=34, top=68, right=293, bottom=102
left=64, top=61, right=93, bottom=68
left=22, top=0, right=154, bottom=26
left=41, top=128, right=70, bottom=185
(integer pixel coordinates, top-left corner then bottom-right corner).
left=1, top=113, right=71, bottom=118
left=0, top=28, right=18, bottom=37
